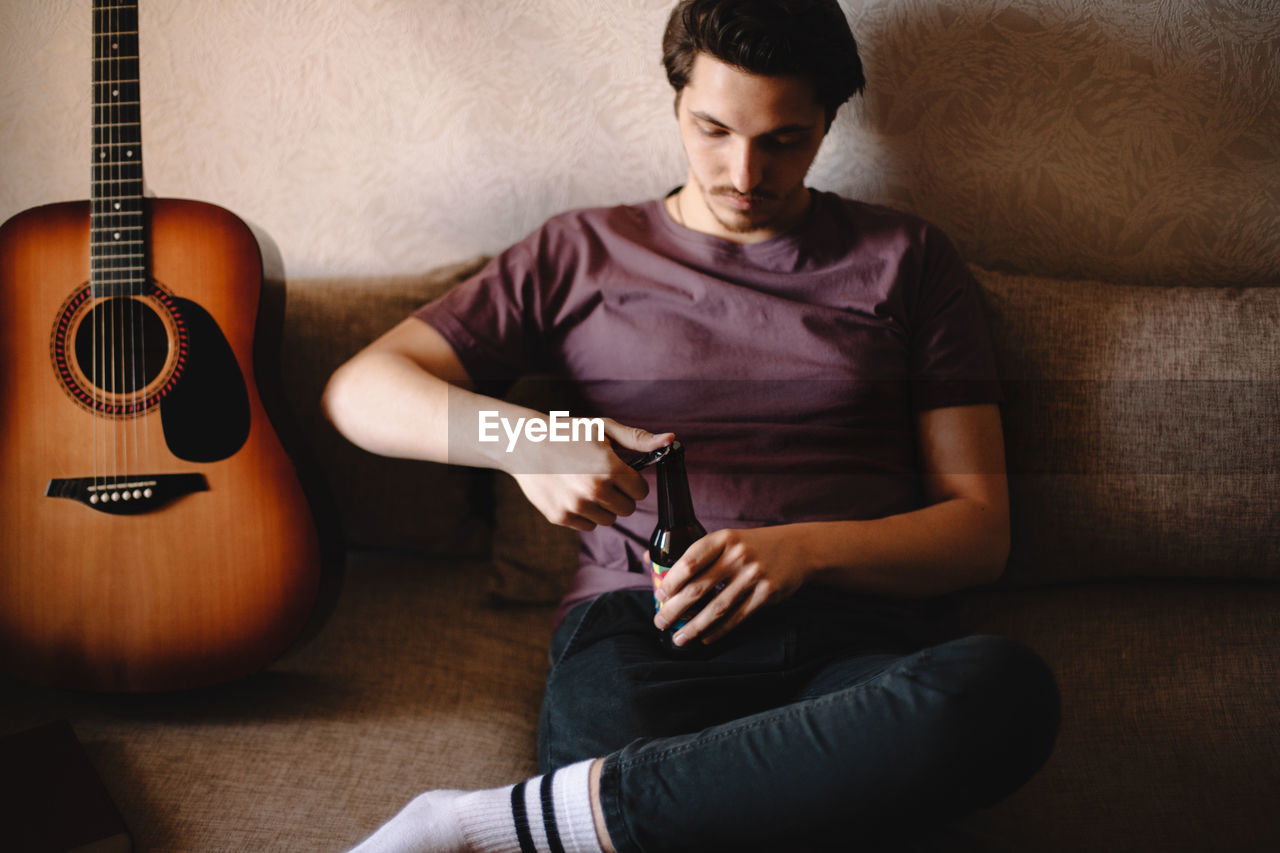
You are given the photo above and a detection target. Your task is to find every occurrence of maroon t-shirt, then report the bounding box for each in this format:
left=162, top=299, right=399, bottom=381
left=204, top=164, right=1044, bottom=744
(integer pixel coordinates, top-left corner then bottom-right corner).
left=414, top=190, right=1001, bottom=619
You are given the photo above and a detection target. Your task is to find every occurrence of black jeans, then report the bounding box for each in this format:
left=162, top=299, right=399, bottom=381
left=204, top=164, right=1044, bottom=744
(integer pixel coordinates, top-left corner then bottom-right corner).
left=538, top=589, right=1059, bottom=853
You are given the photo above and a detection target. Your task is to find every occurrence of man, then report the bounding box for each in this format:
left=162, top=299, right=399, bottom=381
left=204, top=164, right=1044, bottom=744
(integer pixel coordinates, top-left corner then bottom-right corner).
left=329, top=1, right=1059, bottom=851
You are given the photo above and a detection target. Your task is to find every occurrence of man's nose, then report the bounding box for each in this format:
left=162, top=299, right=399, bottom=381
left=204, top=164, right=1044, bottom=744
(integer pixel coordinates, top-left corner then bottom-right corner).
left=729, top=140, right=764, bottom=194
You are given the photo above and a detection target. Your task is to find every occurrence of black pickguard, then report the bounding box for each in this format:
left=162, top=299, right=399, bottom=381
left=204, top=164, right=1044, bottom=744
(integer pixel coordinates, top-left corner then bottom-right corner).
left=160, top=297, right=250, bottom=462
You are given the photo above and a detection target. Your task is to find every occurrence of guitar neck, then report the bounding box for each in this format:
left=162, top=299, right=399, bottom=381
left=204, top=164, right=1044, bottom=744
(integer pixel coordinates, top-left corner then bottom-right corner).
left=91, top=0, right=145, bottom=297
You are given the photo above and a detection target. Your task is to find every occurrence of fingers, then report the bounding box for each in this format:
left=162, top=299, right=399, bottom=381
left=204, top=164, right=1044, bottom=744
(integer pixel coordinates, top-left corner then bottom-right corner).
left=656, top=532, right=720, bottom=605
left=559, top=511, right=604, bottom=533
left=658, top=573, right=756, bottom=647
left=541, top=489, right=621, bottom=531
left=603, top=418, right=675, bottom=454
left=609, top=464, right=650, bottom=505
left=566, top=417, right=670, bottom=506
left=700, top=584, right=772, bottom=645
left=579, top=472, right=644, bottom=522
left=653, top=529, right=799, bottom=646
left=653, top=534, right=722, bottom=634
left=512, top=417, right=680, bottom=533
left=600, top=480, right=641, bottom=516
left=538, top=474, right=650, bottom=530
left=513, top=422, right=663, bottom=529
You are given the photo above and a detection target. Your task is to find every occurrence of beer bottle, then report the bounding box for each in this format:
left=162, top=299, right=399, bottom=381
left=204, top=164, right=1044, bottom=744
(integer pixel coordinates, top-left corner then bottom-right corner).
left=647, top=441, right=708, bottom=650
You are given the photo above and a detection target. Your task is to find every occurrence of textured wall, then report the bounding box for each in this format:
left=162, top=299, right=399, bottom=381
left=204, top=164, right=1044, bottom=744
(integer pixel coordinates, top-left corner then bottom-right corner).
left=1, top=0, right=1277, bottom=285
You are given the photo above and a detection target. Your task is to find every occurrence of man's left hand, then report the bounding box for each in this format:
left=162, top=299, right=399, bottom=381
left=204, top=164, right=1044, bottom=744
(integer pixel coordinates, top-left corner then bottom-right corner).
left=653, top=526, right=811, bottom=646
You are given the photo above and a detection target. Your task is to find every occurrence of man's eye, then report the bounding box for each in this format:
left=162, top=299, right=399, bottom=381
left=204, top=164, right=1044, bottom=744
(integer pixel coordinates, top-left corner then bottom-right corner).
left=699, top=126, right=728, bottom=138
left=767, top=136, right=804, bottom=148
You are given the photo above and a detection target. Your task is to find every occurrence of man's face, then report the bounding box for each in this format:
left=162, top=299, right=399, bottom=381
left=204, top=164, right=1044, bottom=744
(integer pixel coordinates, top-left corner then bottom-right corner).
left=675, top=53, right=828, bottom=243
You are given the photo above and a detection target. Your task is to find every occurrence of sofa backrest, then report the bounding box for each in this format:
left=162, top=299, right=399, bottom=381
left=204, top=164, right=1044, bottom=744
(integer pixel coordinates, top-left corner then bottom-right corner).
left=976, top=268, right=1279, bottom=584
left=280, top=259, right=496, bottom=559
left=281, top=259, right=1279, bottom=596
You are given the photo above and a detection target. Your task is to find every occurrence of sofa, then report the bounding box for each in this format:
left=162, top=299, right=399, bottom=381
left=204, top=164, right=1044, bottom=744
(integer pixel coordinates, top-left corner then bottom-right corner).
left=4, top=0, right=1279, bottom=849
left=1, top=252, right=1276, bottom=852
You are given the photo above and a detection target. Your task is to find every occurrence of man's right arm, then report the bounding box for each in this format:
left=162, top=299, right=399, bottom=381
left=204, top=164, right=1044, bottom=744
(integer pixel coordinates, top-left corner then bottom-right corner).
left=323, top=317, right=493, bottom=466
left=322, top=317, right=671, bottom=531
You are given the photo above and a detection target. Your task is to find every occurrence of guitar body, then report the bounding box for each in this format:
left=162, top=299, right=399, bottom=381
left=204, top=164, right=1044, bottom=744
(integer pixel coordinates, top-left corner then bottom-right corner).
left=0, top=198, right=324, bottom=692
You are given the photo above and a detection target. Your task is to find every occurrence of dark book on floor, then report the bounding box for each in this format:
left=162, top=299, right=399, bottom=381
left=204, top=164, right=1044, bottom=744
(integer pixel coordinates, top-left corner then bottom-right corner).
left=0, top=720, right=132, bottom=853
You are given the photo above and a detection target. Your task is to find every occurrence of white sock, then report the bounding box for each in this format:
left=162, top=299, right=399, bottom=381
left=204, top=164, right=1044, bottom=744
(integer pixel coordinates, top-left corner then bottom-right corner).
left=347, top=759, right=603, bottom=853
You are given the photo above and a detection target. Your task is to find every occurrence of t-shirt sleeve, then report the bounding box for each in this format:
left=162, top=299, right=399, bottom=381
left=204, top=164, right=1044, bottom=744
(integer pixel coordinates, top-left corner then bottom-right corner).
left=908, top=225, right=1003, bottom=411
left=411, top=237, right=548, bottom=395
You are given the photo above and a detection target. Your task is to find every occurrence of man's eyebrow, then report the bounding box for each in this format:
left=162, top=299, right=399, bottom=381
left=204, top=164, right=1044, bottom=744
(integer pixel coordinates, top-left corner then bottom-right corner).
left=689, top=110, right=814, bottom=136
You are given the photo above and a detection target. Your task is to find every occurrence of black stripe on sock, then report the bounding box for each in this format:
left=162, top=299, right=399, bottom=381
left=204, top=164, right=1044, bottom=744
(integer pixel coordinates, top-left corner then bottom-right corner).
left=541, top=771, right=566, bottom=853
left=511, top=781, right=538, bottom=853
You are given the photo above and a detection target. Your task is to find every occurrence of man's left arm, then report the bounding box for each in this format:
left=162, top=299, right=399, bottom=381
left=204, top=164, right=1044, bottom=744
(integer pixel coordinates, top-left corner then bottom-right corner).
left=654, top=403, right=1009, bottom=646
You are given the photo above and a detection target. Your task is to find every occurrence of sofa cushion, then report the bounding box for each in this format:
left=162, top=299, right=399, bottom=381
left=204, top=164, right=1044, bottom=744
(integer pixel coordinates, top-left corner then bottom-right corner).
left=488, top=376, right=584, bottom=604
left=974, top=267, right=1279, bottom=584
left=490, top=469, right=579, bottom=605
left=3, top=553, right=1273, bottom=852
left=281, top=258, right=495, bottom=556
left=952, top=579, right=1280, bottom=853
left=0, top=550, right=556, bottom=851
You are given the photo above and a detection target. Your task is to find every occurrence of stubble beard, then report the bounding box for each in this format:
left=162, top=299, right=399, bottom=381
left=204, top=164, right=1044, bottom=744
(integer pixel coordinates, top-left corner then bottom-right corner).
left=695, top=178, right=804, bottom=236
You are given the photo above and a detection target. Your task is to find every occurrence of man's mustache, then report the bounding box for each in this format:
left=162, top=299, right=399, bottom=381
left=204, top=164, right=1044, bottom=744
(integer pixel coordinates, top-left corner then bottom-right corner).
left=710, top=188, right=778, bottom=202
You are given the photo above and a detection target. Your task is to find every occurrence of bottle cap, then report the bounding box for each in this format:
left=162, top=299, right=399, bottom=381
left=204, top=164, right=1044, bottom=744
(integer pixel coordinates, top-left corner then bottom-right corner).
left=626, top=440, right=680, bottom=471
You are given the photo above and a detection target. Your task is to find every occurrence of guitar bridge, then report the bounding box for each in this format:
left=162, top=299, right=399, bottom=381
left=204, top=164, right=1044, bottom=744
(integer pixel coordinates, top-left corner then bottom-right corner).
left=46, top=474, right=208, bottom=515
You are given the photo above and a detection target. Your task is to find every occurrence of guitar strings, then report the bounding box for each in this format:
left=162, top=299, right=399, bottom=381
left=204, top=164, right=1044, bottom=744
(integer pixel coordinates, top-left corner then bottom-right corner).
left=104, top=0, right=114, bottom=493
left=122, top=0, right=131, bottom=486
left=112, top=0, right=119, bottom=489
left=128, top=0, right=145, bottom=482
left=137, top=0, right=149, bottom=481
left=134, top=1, right=145, bottom=478
left=109, top=0, right=117, bottom=488
left=92, top=0, right=103, bottom=497
left=112, top=1, right=125, bottom=489
left=119, top=0, right=131, bottom=488
left=124, top=0, right=138, bottom=484
left=90, top=1, right=154, bottom=497
left=124, top=0, right=145, bottom=482
left=109, top=0, right=118, bottom=491
left=118, top=0, right=128, bottom=485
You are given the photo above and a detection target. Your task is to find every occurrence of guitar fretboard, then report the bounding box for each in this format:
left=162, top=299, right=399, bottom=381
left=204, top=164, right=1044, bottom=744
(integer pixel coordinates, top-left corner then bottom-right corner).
left=91, top=0, right=145, bottom=297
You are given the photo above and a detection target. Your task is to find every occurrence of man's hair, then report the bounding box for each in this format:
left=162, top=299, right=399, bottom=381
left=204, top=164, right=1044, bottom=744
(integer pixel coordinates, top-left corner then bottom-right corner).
left=661, top=0, right=865, bottom=128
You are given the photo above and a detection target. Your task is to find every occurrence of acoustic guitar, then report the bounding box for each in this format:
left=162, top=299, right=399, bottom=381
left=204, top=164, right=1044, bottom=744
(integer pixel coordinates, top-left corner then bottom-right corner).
left=0, top=1, right=331, bottom=692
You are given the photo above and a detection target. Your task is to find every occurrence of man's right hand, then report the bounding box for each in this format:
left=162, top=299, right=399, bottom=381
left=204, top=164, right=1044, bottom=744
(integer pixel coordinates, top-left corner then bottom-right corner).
left=509, top=419, right=674, bottom=531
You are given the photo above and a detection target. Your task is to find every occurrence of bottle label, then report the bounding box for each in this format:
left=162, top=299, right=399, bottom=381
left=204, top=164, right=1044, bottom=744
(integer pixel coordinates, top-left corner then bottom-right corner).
left=649, top=556, right=691, bottom=632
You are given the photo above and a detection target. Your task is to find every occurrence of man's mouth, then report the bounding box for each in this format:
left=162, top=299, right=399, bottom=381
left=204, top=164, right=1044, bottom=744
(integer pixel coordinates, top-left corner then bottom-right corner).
left=716, top=192, right=774, bottom=212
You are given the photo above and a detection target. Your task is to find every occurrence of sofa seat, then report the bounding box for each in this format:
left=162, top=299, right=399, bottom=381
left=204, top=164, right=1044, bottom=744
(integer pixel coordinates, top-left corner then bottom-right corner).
left=953, top=579, right=1280, bottom=853
left=0, top=550, right=553, bottom=852
left=3, top=548, right=1276, bottom=852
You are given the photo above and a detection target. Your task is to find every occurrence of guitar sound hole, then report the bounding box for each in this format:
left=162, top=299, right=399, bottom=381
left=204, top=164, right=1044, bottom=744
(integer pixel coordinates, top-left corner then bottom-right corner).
left=73, top=297, right=171, bottom=394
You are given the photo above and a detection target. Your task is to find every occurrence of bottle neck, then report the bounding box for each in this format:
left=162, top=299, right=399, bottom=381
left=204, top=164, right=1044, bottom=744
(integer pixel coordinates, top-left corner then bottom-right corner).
left=656, top=444, right=698, bottom=528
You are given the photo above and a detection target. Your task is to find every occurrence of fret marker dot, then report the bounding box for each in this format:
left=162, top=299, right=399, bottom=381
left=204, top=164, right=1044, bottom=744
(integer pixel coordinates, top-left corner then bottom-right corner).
left=113, top=233, right=121, bottom=240
left=99, top=151, right=107, bottom=159
left=112, top=89, right=119, bottom=97
left=113, top=203, right=122, bottom=210
left=126, top=150, right=133, bottom=158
